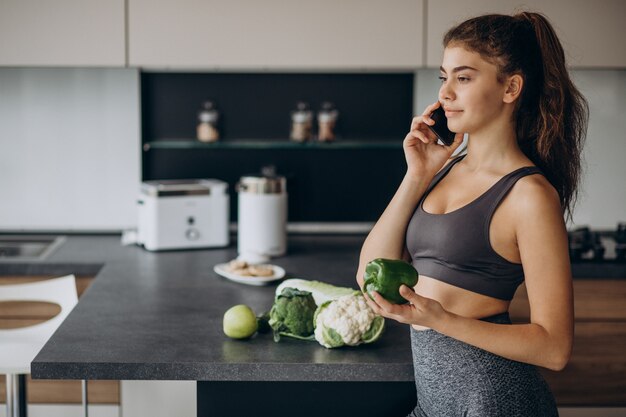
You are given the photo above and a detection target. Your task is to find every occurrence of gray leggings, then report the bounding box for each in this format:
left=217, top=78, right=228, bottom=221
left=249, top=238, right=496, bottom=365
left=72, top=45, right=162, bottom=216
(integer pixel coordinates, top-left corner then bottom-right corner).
left=407, top=312, right=558, bottom=417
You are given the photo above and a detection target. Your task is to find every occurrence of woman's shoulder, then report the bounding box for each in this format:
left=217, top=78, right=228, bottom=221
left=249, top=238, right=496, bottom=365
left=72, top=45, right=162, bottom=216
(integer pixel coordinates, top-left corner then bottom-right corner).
left=509, top=169, right=562, bottom=216
left=507, top=171, right=568, bottom=252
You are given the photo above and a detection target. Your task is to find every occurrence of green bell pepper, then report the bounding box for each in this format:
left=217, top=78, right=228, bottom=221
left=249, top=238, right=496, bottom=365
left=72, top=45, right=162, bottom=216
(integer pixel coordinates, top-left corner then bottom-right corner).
left=363, top=258, right=419, bottom=304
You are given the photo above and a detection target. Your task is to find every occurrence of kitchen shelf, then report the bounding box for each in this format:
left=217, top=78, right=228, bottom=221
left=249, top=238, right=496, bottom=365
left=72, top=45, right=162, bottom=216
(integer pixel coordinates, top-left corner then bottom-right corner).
left=142, top=139, right=403, bottom=151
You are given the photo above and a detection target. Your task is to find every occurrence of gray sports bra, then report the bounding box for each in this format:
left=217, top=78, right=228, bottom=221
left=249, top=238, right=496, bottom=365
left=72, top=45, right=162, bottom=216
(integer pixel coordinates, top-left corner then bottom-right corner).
left=405, top=153, right=544, bottom=301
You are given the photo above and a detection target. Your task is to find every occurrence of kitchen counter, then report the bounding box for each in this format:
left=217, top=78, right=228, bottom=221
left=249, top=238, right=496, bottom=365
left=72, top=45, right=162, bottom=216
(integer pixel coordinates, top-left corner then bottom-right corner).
left=21, top=234, right=413, bottom=382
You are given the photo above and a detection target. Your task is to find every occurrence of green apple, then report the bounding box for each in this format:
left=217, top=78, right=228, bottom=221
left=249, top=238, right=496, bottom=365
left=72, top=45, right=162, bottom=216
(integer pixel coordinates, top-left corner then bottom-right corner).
left=223, top=304, right=258, bottom=339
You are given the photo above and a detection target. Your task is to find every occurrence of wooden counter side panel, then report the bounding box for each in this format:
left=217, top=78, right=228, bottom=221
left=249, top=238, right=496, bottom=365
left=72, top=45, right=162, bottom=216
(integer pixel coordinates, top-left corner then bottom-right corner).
left=541, top=322, right=626, bottom=406
left=510, top=280, right=626, bottom=321
left=492, top=279, right=626, bottom=405
left=0, top=377, right=119, bottom=404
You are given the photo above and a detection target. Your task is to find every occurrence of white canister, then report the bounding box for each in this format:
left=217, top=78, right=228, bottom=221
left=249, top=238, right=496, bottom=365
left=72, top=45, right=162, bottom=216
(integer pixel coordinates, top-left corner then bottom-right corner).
left=237, top=175, right=287, bottom=257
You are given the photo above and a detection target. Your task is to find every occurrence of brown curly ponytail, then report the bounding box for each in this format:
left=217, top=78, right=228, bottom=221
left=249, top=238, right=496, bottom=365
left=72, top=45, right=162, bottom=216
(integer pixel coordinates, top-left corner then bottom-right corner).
left=443, top=12, right=589, bottom=222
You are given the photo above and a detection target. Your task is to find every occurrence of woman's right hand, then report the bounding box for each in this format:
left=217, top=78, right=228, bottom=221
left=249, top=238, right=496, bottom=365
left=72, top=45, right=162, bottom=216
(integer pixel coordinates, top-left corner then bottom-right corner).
left=403, top=102, right=464, bottom=180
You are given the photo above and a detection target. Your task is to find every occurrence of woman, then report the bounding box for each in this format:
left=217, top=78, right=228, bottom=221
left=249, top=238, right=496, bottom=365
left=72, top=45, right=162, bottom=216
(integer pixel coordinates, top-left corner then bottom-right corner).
left=357, top=12, right=588, bottom=417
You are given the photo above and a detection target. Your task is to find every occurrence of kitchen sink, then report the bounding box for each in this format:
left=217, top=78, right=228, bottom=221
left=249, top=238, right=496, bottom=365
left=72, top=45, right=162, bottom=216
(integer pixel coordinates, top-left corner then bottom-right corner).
left=0, top=235, right=66, bottom=261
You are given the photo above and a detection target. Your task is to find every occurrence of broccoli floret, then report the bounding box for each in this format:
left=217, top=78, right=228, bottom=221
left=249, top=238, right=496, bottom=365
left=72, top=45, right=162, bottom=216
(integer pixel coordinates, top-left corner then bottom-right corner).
left=269, top=287, right=317, bottom=342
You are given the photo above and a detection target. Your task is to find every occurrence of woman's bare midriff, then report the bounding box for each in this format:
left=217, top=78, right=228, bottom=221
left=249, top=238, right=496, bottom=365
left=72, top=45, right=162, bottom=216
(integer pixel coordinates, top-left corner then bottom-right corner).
left=411, top=275, right=510, bottom=331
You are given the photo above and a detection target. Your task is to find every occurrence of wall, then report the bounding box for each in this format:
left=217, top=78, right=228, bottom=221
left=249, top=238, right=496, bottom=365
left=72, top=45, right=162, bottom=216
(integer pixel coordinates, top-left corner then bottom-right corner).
left=0, top=68, right=140, bottom=231
left=571, top=70, right=626, bottom=229
left=414, top=68, right=626, bottom=229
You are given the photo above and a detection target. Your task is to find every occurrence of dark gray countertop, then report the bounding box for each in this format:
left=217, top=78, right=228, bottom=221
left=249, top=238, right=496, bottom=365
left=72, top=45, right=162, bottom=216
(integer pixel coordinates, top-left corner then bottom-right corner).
left=25, top=234, right=414, bottom=382
left=3, top=234, right=621, bottom=382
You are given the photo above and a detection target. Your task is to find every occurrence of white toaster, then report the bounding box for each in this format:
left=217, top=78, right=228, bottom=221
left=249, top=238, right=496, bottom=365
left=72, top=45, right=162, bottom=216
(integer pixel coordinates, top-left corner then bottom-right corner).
left=137, top=179, right=230, bottom=251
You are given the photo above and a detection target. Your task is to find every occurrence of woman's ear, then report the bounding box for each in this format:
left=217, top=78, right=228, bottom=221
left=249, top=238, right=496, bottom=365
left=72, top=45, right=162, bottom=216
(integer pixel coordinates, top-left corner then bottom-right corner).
left=503, top=74, right=524, bottom=103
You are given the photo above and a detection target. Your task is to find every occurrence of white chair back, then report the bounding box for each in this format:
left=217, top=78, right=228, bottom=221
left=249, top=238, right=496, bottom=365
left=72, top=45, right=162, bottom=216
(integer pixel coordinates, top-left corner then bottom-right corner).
left=0, top=274, right=78, bottom=374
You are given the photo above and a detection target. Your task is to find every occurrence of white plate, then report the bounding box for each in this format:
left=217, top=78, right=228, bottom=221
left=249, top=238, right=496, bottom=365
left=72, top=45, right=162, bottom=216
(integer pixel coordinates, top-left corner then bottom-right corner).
left=213, top=263, right=286, bottom=286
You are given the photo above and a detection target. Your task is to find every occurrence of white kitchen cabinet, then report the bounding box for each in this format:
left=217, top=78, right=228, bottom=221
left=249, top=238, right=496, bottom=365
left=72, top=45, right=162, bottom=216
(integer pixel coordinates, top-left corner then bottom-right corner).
left=426, top=0, right=626, bottom=68
left=128, top=0, right=423, bottom=70
left=0, top=0, right=125, bottom=67
left=121, top=381, right=195, bottom=417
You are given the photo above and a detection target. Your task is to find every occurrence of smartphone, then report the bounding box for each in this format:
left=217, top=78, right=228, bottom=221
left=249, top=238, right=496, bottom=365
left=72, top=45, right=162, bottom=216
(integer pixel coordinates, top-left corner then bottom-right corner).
left=427, top=106, right=456, bottom=146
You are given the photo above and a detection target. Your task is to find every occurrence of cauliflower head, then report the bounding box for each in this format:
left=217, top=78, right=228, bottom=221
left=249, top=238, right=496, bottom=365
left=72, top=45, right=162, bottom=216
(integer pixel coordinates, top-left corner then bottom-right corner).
left=314, top=293, right=385, bottom=348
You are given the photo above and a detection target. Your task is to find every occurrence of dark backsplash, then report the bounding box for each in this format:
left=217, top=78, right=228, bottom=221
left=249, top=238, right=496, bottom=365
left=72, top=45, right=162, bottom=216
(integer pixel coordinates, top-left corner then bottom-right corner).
left=141, top=72, right=414, bottom=222
left=141, top=72, right=413, bottom=140
left=144, top=147, right=406, bottom=222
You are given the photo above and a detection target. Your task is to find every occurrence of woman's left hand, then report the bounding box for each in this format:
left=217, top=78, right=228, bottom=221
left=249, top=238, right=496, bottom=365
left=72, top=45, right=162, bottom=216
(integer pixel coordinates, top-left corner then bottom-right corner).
left=365, top=285, right=449, bottom=329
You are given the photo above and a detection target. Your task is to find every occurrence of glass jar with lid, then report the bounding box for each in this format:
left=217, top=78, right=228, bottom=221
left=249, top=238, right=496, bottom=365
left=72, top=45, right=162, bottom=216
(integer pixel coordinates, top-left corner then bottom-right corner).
left=290, top=101, right=313, bottom=142
left=197, top=100, right=220, bottom=143
left=317, top=101, right=339, bottom=142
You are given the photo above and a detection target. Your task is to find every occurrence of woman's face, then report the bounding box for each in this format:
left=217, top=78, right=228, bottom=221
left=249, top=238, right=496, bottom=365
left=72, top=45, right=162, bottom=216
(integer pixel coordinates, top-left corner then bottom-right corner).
left=438, top=46, right=509, bottom=135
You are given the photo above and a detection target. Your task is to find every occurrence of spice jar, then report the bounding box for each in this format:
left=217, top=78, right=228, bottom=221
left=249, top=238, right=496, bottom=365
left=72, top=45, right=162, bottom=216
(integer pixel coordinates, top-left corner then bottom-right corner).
left=290, top=101, right=313, bottom=142
left=317, top=101, right=339, bottom=142
left=197, top=100, right=220, bottom=143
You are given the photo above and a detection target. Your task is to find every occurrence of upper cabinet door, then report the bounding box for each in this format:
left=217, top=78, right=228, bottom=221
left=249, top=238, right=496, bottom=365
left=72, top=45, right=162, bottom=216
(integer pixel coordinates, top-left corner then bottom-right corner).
left=426, top=0, right=626, bottom=68
left=0, top=0, right=125, bottom=67
left=129, top=0, right=424, bottom=70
